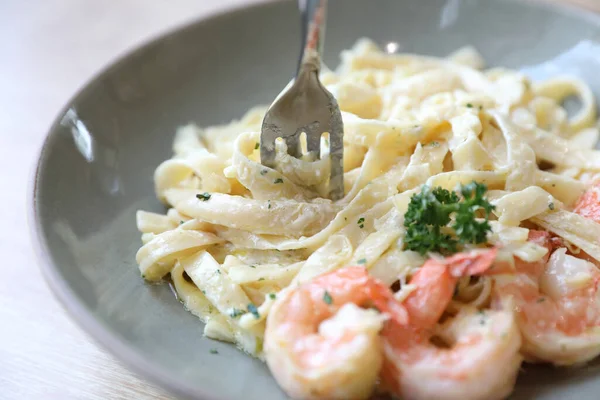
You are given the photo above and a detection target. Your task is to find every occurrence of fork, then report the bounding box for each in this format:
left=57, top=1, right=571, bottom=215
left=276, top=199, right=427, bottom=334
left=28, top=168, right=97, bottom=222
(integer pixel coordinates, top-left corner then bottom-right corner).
left=260, top=0, right=344, bottom=201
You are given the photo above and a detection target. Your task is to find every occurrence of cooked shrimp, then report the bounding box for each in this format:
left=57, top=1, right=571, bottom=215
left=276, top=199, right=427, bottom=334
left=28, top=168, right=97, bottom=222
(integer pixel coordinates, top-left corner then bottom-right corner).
left=381, top=249, right=523, bottom=400
left=401, top=248, right=498, bottom=327
left=493, top=245, right=600, bottom=365
left=264, top=266, right=406, bottom=400
left=572, top=181, right=600, bottom=266
left=574, top=180, right=600, bottom=223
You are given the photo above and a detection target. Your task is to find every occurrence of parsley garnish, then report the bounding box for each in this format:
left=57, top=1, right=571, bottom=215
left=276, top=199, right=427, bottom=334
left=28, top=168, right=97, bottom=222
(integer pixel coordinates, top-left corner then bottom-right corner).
left=549, top=202, right=555, bottom=211
left=196, top=192, right=211, bottom=201
left=403, top=182, right=495, bottom=255
left=249, top=265, right=256, bottom=268
left=274, top=178, right=283, bottom=184
left=268, top=200, right=272, bottom=209
left=466, top=103, right=474, bottom=108
left=357, top=258, right=367, bottom=264
left=269, top=293, right=276, bottom=300
left=210, top=349, right=218, bottom=354
left=537, top=297, right=546, bottom=303
left=230, top=308, right=245, bottom=318
left=258, top=277, right=265, bottom=281
left=260, top=169, right=268, bottom=176
left=357, top=217, right=365, bottom=229
left=427, top=141, right=440, bottom=147
left=247, top=303, right=260, bottom=319
left=323, top=291, right=333, bottom=305
left=255, top=142, right=259, bottom=150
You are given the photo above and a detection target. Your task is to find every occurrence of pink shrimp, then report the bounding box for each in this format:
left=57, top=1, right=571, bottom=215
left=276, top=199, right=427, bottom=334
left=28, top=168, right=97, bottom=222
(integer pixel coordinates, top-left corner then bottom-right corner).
left=380, top=248, right=523, bottom=400
left=492, top=230, right=600, bottom=366
left=574, top=180, right=600, bottom=223
left=264, top=266, right=406, bottom=400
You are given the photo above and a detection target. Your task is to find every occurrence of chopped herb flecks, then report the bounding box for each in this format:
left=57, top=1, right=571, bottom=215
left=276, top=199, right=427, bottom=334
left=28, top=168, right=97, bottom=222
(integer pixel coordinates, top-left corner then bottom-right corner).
left=196, top=192, right=211, bottom=201
left=210, top=349, right=218, bottom=354
left=478, top=310, right=487, bottom=325
left=357, top=258, right=367, bottom=265
left=537, top=297, right=546, bottom=303
left=255, top=142, right=259, bottom=150
left=247, top=303, right=260, bottom=319
left=249, top=265, right=256, bottom=268
left=403, top=182, right=495, bottom=255
left=323, top=291, right=333, bottom=305
left=268, top=200, right=272, bottom=209
left=230, top=308, right=246, bottom=318
left=549, top=202, right=555, bottom=211
left=274, top=178, right=284, bottom=184
left=269, top=293, right=276, bottom=300
left=466, top=103, right=474, bottom=108
left=357, top=217, right=365, bottom=229
left=260, top=169, right=268, bottom=176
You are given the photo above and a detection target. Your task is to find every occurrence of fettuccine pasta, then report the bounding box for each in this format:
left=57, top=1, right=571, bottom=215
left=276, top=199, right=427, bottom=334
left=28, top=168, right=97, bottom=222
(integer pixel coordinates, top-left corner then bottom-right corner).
left=135, top=39, right=600, bottom=399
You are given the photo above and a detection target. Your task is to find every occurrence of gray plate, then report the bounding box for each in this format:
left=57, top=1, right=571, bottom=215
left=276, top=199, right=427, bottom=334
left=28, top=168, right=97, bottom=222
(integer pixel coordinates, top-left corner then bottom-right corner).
left=29, top=0, right=600, bottom=399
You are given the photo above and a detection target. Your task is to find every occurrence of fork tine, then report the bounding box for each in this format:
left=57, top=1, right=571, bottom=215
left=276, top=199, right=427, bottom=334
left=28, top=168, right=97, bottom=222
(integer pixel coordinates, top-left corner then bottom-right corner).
left=329, top=124, right=344, bottom=200
left=285, top=133, right=301, bottom=158
left=260, top=123, right=278, bottom=168
left=306, top=131, right=321, bottom=159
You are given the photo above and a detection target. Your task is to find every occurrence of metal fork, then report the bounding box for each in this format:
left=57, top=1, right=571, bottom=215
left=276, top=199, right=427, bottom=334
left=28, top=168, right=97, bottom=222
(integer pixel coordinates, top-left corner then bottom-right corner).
left=260, top=0, right=344, bottom=200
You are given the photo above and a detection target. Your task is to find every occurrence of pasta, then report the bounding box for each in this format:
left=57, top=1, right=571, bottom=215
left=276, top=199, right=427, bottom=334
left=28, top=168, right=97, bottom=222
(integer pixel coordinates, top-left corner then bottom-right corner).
left=136, top=38, right=600, bottom=399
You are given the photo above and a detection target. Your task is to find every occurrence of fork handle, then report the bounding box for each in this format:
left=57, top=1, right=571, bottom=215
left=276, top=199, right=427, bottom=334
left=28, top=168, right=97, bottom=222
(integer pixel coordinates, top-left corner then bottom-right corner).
left=297, top=0, right=326, bottom=75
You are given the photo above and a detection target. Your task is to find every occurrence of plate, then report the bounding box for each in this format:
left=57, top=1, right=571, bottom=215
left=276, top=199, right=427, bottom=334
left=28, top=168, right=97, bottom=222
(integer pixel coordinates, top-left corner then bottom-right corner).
left=30, top=0, right=600, bottom=399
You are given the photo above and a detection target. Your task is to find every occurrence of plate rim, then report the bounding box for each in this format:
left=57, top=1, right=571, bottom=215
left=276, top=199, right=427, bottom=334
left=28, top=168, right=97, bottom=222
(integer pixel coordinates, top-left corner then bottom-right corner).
left=28, top=2, right=274, bottom=399
left=27, top=0, right=600, bottom=399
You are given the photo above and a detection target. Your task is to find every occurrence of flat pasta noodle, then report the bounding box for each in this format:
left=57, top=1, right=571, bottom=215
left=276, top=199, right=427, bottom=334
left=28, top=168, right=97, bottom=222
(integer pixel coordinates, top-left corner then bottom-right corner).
left=532, top=210, right=600, bottom=262
left=492, top=186, right=557, bottom=225
left=174, top=192, right=341, bottom=237
left=171, top=263, right=235, bottom=343
left=135, top=229, right=224, bottom=281
left=533, top=77, right=597, bottom=133
left=181, top=250, right=264, bottom=356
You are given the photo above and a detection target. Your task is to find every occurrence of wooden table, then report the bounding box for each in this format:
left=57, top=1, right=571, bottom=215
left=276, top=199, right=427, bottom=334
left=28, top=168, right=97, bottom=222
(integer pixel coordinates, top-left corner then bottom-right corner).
left=1, top=0, right=597, bottom=399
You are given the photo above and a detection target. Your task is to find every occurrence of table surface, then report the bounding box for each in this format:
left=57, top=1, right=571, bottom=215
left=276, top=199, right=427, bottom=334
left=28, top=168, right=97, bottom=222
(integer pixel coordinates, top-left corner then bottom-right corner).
left=2, top=0, right=599, bottom=399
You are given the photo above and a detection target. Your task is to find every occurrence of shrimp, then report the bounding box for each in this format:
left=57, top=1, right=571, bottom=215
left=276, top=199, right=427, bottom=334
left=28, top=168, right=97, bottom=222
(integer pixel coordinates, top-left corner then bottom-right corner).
left=264, top=266, right=406, bottom=400
left=571, top=180, right=600, bottom=266
left=574, top=180, right=600, bottom=224
left=381, top=249, right=523, bottom=400
left=493, top=242, right=600, bottom=366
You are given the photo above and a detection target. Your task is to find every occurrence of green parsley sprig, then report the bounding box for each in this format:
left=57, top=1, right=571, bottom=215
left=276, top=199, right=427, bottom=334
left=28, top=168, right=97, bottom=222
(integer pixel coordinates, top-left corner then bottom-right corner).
left=403, top=182, right=495, bottom=255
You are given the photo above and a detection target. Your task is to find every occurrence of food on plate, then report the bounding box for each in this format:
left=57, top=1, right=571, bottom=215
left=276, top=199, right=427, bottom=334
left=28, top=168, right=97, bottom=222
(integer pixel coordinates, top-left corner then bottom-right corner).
left=135, top=38, right=600, bottom=399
